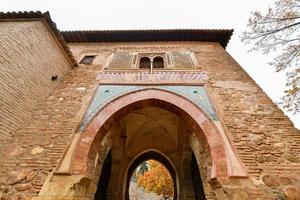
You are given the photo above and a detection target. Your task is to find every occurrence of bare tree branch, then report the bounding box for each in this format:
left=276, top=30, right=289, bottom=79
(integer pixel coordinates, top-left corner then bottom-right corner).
left=241, top=0, right=300, bottom=114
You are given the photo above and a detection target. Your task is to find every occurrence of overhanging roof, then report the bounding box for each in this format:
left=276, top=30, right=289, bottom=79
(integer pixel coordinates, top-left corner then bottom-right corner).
left=61, top=29, right=233, bottom=48
left=0, top=11, right=233, bottom=55
left=0, top=11, right=77, bottom=67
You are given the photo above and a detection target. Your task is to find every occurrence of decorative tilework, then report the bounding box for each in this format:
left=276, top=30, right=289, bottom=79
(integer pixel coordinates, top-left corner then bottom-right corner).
left=80, top=85, right=140, bottom=130
left=108, top=51, right=132, bottom=69
left=80, top=85, right=218, bottom=130
left=171, top=51, right=194, bottom=68
left=160, top=86, right=218, bottom=120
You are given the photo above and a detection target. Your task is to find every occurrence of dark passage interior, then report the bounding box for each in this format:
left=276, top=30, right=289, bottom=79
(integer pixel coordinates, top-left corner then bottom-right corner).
left=94, top=151, right=112, bottom=200
left=191, top=153, right=206, bottom=200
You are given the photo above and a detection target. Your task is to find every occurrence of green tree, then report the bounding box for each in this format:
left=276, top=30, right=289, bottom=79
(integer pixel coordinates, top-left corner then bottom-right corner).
left=137, top=161, right=148, bottom=175
left=241, top=0, right=300, bottom=113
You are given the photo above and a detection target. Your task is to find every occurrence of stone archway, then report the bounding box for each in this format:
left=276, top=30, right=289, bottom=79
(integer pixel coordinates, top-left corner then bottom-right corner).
left=33, top=87, right=248, bottom=200
left=72, top=88, right=247, bottom=179
left=124, top=150, right=178, bottom=200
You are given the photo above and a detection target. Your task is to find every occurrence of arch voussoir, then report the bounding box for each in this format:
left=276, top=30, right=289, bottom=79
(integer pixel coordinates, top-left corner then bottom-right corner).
left=72, top=88, right=246, bottom=178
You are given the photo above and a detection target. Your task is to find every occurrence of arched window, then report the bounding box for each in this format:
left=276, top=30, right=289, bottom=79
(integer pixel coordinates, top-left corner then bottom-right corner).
left=153, top=56, right=164, bottom=68
left=139, top=57, right=151, bottom=68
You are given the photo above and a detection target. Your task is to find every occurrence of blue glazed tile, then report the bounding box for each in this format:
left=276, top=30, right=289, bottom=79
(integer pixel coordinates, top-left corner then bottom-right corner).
left=79, top=85, right=218, bottom=131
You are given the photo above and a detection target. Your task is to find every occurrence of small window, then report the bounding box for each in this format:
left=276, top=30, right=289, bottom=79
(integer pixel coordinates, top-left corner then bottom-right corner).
left=80, top=55, right=96, bottom=65
left=153, top=56, right=164, bottom=68
left=139, top=57, right=151, bottom=68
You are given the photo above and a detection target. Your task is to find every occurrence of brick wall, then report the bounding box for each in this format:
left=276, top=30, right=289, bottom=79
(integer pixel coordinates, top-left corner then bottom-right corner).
left=194, top=43, right=300, bottom=198
left=0, top=41, right=299, bottom=199
left=0, top=64, right=102, bottom=198
left=0, top=21, right=72, bottom=142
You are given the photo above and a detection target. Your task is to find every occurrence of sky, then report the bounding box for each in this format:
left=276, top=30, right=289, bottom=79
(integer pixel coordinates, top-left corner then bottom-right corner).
left=1, top=0, right=299, bottom=128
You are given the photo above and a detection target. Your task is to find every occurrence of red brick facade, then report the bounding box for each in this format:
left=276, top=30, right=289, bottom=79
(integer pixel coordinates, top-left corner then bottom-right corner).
left=0, top=12, right=299, bottom=200
left=0, top=20, right=73, bottom=143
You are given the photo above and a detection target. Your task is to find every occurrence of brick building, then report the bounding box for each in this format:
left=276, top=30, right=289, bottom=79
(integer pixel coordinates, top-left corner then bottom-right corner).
left=0, top=11, right=299, bottom=200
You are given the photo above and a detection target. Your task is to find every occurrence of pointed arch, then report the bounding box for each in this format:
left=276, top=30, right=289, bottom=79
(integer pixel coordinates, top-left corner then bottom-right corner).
left=71, top=88, right=247, bottom=179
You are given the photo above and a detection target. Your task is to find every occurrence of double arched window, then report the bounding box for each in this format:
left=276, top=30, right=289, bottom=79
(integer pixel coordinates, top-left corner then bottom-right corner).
left=139, top=56, right=164, bottom=69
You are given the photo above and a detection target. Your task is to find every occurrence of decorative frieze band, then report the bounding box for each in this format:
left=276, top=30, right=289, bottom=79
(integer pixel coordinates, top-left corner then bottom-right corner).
left=96, top=71, right=208, bottom=85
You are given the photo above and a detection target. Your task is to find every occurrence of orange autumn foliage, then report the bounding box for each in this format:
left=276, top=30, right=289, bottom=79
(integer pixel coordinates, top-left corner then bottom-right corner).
left=137, top=160, right=174, bottom=197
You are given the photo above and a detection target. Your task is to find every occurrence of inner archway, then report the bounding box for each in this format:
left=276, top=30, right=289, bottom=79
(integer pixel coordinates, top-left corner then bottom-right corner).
left=126, top=151, right=177, bottom=200
left=129, top=160, right=174, bottom=199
